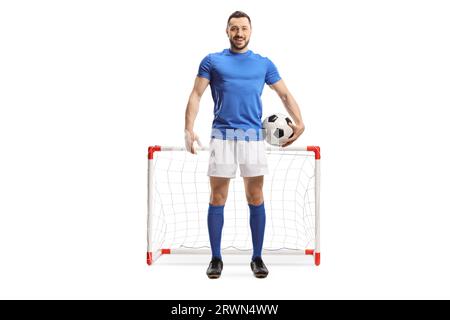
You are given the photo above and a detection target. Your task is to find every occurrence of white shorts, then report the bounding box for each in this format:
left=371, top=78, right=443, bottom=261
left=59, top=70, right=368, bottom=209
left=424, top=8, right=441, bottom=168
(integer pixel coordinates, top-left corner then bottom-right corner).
left=207, top=138, right=269, bottom=178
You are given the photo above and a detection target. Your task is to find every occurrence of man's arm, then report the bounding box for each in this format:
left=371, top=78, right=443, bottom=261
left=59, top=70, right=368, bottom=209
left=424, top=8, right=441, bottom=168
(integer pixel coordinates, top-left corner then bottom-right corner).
left=269, top=79, right=305, bottom=147
left=184, top=76, right=210, bottom=153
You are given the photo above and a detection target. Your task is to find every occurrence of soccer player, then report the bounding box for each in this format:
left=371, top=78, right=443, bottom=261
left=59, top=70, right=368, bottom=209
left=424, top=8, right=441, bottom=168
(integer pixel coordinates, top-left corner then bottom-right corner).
left=184, top=11, right=305, bottom=279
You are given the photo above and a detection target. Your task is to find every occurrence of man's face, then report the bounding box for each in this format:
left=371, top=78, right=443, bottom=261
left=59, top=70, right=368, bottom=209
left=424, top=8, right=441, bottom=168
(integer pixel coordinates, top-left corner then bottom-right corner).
left=226, top=17, right=252, bottom=51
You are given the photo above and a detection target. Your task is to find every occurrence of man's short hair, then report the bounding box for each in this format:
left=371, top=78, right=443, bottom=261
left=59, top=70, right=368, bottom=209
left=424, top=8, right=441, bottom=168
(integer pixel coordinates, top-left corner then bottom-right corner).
left=227, top=11, right=251, bottom=26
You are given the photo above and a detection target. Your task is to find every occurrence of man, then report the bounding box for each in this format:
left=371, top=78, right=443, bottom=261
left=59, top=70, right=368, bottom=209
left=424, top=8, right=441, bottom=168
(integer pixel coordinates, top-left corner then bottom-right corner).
left=184, top=11, right=305, bottom=279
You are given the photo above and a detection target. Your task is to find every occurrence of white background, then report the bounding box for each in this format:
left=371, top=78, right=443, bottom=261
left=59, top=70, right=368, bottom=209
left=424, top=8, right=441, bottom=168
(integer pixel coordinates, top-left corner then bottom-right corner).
left=1, top=0, right=450, bottom=299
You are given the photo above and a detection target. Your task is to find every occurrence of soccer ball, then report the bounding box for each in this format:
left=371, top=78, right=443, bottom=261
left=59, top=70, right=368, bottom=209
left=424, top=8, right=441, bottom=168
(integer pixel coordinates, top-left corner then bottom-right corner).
left=262, top=113, right=294, bottom=146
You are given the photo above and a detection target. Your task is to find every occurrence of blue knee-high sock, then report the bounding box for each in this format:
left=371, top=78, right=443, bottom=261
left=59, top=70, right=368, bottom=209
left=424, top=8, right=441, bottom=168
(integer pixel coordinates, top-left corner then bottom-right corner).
left=249, top=202, right=266, bottom=260
left=208, top=203, right=225, bottom=260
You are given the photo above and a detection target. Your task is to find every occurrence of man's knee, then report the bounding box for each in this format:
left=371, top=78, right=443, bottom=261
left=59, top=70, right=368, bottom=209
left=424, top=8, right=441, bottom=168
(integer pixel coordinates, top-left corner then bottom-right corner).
left=210, top=192, right=228, bottom=206
left=246, top=192, right=264, bottom=206
left=210, top=177, right=230, bottom=206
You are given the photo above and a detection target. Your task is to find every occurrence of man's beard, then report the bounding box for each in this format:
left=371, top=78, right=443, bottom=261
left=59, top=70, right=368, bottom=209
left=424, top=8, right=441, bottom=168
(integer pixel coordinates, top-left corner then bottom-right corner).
left=229, top=37, right=250, bottom=51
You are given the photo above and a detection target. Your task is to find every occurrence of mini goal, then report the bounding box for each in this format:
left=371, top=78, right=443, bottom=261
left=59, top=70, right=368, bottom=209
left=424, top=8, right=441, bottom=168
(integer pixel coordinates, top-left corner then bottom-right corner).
left=147, top=145, right=321, bottom=266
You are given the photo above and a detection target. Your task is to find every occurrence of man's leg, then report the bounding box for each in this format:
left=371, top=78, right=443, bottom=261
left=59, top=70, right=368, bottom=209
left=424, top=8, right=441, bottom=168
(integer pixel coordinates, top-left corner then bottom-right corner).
left=244, top=175, right=269, bottom=278
left=206, top=176, right=230, bottom=279
left=244, top=175, right=265, bottom=258
left=208, top=176, right=230, bottom=259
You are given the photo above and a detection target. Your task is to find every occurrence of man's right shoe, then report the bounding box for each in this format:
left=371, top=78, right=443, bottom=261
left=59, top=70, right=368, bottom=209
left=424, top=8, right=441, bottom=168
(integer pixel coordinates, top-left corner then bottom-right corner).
left=206, top=257, right=223, bottom=279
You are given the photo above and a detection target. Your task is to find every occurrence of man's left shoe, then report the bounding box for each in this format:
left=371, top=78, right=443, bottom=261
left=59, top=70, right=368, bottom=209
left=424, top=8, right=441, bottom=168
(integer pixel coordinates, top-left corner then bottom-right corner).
left=250, top=257, right=269, bottom=278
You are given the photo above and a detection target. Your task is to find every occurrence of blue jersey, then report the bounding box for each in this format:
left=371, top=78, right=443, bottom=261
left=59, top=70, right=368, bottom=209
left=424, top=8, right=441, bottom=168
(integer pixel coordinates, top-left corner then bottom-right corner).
left=197, top=49, right=281, bottom=141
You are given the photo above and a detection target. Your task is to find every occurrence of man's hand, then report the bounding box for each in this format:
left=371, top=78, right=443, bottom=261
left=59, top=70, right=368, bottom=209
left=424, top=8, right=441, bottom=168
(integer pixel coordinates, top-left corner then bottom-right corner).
left=282, top=122, right=305, bottom=147
left=184, top=129, right=203, bottom=154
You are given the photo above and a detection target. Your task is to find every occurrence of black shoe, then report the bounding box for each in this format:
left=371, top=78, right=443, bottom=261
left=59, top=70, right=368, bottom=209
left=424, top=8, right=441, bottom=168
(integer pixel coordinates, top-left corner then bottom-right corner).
left=206, top=257, right=223, bottom=279
left=251, top=257, right=269, bottom=278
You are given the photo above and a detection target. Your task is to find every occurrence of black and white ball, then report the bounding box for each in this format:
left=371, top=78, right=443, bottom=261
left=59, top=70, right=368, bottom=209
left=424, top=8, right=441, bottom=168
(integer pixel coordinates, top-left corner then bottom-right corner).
left=262, top=113, right=294, bottom=146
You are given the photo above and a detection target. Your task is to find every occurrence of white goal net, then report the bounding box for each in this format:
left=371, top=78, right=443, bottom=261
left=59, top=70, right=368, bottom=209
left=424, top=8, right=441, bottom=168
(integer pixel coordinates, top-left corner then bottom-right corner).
left=147, top=145, right=321, bottom=266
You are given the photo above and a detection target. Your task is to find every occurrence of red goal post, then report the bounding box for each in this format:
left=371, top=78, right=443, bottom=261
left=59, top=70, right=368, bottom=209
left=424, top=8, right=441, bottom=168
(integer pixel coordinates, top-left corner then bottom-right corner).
left=147, top=145, right=321, bottom=266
